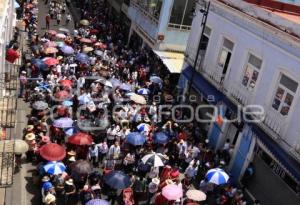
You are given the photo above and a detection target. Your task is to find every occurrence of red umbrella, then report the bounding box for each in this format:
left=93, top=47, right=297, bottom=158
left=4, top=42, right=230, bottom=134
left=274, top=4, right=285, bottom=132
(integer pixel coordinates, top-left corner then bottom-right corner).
left=55, top=90, right=71, bottom=100
left=44, top=57, right=59, bottom=66
left=90, top=29, right=99, bottom=34
left=80, top=38, right=92, bottom=44
left=39, top=143, right=66, bottom=161
left=59, top=79, right=73, bottom=87
left=68, top=132, right=93, bottom=145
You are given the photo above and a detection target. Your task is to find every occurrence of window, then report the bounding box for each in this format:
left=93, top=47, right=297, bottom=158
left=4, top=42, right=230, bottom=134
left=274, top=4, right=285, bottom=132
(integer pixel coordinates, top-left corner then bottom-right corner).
left=136, top=0, right=163, bottom=20
left=169, top=0, right=197, bottom=27
left=242, top=54, right=262, bottom=91
left=199, top=26, right=211, bottom=50
left=272, top=74, right=298, bottom=116
left=217, top=38, right=234, bottom=79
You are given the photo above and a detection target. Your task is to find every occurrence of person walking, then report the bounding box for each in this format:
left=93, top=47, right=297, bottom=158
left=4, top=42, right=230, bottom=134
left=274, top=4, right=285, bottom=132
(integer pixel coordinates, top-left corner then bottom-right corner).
left=66, top=13, right=71, bottom=26
left=45, top=14, right=51, bottom=30
left=57, top=12, right=62, bottom=25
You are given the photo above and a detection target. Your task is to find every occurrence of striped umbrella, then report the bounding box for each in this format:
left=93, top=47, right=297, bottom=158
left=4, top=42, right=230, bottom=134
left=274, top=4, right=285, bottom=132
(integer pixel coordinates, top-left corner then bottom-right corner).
left=137, top=88, right=150, bottom=95
left=43, top=161, right=66, bottom=175
left=141, top=152, right=166, bottom=167
left=205, top=168, right=229, bottom=185
left=137, top=123, right=151, bottom=133
left=86, top=199, right=109, bottom=205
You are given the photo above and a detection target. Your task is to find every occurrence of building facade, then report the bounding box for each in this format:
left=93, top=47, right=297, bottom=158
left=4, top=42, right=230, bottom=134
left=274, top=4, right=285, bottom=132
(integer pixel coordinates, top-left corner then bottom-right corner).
left=180, top=0, right=300, bottom=204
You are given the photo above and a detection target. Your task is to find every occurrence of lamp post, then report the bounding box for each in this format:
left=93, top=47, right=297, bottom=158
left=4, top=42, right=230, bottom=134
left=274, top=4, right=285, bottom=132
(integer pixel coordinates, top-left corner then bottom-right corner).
left=186, top=0, right=210, bottom=98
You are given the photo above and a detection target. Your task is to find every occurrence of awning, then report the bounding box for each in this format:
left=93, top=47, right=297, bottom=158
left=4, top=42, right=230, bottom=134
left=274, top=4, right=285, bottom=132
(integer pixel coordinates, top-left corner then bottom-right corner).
left=252, top=125, right=300, bottom=182
left=153, top=50, right=184, bottom=73
left=182, top=65, right=223, bottom=103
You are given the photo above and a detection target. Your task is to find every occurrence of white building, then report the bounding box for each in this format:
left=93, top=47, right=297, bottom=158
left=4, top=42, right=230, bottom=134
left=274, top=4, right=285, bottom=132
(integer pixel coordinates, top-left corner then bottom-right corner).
left=123, top=0, right=197, bottom=74
left=180, top=0, right=300, bottom=204
left=0, top=0, right=17, bottom=98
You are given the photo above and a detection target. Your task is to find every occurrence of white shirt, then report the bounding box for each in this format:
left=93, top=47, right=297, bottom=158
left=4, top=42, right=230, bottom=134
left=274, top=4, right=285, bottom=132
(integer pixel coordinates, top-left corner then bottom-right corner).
left=97, top=142, right=108, bottom=154
left=108, top=145, right=120, bottom=158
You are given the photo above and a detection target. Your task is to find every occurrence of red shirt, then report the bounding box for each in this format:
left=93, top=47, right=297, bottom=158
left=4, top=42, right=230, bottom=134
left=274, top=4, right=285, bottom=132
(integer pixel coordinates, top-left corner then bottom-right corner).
left=6, top=48, right=20, bottom=63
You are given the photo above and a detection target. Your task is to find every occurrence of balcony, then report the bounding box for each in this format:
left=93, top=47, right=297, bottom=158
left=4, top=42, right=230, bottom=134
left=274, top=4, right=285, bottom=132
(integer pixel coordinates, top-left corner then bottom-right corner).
left=130, top=0, right=159, bottom=25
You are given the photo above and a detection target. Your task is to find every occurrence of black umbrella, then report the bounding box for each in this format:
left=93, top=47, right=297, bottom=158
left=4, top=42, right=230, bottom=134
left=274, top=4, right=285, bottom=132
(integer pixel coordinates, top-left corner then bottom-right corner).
left=70, top=160, right=93, bottom=175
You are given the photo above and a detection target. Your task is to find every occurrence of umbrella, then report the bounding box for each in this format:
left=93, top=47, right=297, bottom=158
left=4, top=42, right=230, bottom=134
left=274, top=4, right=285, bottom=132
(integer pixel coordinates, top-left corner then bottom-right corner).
left=31, top=58, right=48, bottom=70
left=150, top=76, right=163, bottom=84
left=39, top=143, right=66, bottom=161
left=32, top=101, right=48, bottom=110
left=43, top=161, right=66, bottom=175
left=56, top=33, right=66, bottom=39
left=68, top=132, right=93, bottom=145
left=47, top=30, right=57, bottom=35
left=95, top=78, right=113, bottom=88
left=62, top=100, right=73, bottom=107
left=89, top=29, right=99, bottom=35
left=86, top=199, right=109, bottom=205
left=205, top=168, right=229, bottom=185
left=80, top=38, right=92, bottom=44
left=58, top=27, right=70, bottom=33
left=44, top=41, right=57, bottom=47
left=44, top=47, right=58, bottom=54
left=162, top=184, right=183, bottom=201
left=80, top=19, right=89, bottom=26
left=60, top=45, right=74, bottom=54
left=14, top=140, right=29, bottom=154
left=186, top=189, right=207, bottom=202
left=64, top=127, right=78, bottom=136
left=137, top=123, right=151, bottom=133
left=126, top=132, right=146, bottom=146
left=130, top=94, right=146, bottom=105
left=109, top=78, right=122, bottom=87
left=141, top=152, right=166, bottom=167
left=94, top=50, right=103, bottom=56
left=154, top=132, right=169, bottom=144
left=44, top=57, right=59, bottom=66
left=53, top=117, right=74, bottom=128
left=83, top=47, right=94, bottom=53
left=94, top=42, right=107, bottom=49
left=55, top=90, right=71, bottom=100
left=119, top=83, right=132, bottom=91
left=137, top=88, right=150, bottom=95
left=59, top=79, right=73, bottom=87
left=76, top=53, right=89, bottom=63
left=104, top=171, right=131, bottom=189
left=14, top=1, right=20, bottom=8
left=70, top=160, right=93, bottom=175
left=56, top=41, right=65, bottom=47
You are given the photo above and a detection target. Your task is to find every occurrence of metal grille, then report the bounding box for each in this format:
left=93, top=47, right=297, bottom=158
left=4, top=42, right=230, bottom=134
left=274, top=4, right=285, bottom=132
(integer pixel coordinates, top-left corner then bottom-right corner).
left=0, top=141, right=15, bottom=187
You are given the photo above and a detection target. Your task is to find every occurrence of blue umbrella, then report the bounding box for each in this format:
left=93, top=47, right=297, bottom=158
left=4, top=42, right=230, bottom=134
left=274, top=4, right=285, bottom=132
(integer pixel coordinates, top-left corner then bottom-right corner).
left=137, top=88, right=150, bottom=95
left=76, top=53, right=90, bottom=64
left=62, top=100, right=73, bottom=107
left=64, top=127, right=78, bottom=136
left=120, top=83, right=132, bottom=91
left=126, top=132, right=146, bottom=146
left=32, top=58, right=48, bottom=70
left=205, top=168, right=229, bottom=185
left=43, top=161, right=66, bottom=175
left=104, top=171, right=131, bottom=189
left=78, top=94, right=92, bottom=104
left=60, top=45, right=74, bottom=55
left=137, top=123, right=151, bottom=133
left=109, top=78, right=122, bottom=87
left=150, top=76, right=163, bottom=84
left=154, top=132, right=169, bottom=144
left=86, top=199, right=109, bottom=205
left=37, top=82, right=50, bottom=91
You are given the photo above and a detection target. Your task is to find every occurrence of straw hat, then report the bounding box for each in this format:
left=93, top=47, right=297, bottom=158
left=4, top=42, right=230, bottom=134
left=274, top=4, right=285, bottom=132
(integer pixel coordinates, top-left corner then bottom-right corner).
left=44, top=193, right=56, bottom=205
left=27, top=125, right=34, bottom=131
left=67, top=150, right=76, bottom=156
left=42, top=175, right=50, bottom=182
left=68, top=156, right=76, bottom=162
left=25, top=133, right=36, bottom=141
left=152, top=178, right=160, bottom=185
left=65, top=178, right=74, bottom=185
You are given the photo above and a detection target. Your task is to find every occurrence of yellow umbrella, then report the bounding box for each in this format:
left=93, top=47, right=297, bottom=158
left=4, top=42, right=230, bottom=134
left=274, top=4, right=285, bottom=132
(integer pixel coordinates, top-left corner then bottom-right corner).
left=130, top=94, right=147, bottom=105
left=80, top=19, right=90, bottom=26
left=83, top=47, right=94, bottom=53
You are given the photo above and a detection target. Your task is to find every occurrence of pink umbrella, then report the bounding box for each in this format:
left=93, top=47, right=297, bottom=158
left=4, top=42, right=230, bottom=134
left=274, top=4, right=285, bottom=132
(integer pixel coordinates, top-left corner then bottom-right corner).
left=80, top=38, right=92, bottom=44
left=44, top=57, right=59, bottom=66
left=162, top=184, right=183, bottom=201
left=44, top=41, right=57, bottom=47
left=56, top=33, right=66, bottom=39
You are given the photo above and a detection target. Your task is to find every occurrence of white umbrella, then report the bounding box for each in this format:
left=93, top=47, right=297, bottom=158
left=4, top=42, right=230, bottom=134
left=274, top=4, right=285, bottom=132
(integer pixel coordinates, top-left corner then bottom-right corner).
left=141, top=152, right=166, bottom=167
left=130, top=94, right=147, bottom=105
left=205, top=168, right=229, bottom=185
left=186, top=189, right=207, bottom=201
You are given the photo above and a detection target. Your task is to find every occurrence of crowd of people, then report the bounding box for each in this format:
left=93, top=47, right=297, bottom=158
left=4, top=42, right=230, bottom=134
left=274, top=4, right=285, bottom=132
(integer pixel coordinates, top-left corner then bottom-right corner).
left=13, top=0, right=251, bottom=205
